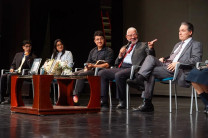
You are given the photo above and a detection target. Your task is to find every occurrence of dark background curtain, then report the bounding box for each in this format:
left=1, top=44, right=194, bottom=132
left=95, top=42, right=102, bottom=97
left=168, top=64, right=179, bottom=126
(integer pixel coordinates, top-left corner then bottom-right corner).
left=0, top=0, right=123, bottom=70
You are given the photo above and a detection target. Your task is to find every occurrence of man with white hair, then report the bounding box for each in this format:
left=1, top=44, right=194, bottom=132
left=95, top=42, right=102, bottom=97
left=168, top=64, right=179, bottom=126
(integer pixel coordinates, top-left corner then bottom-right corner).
left=98, top=27, right=157, bottom=109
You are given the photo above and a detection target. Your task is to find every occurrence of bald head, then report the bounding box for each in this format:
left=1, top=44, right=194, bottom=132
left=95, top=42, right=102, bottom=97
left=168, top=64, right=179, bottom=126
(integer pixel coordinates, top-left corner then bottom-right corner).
left=126, top=27, right=138, bottom=44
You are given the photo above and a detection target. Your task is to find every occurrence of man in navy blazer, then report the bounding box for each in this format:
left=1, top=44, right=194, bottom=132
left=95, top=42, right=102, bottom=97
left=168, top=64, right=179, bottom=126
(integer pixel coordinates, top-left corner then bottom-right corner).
left=127, top=22, right=203, bottom=112
left=0, top=40, right=36, bottom=104
left=98, top=27, right=157, bottom=109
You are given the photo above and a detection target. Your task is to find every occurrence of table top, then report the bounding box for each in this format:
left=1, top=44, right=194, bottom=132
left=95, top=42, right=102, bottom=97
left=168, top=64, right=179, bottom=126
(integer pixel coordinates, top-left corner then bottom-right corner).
left=16, top=75, right=91, bottom=79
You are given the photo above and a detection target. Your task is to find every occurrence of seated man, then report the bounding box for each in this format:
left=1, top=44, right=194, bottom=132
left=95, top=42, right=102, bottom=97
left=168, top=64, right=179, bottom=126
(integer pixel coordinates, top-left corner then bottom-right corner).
left=127, top=22, right=203, bottom=112
left=0, top=40, right=36, bottom=104
left=73, top=30, right=114, bottom=103
left=98, top=27, right=156, bottom=109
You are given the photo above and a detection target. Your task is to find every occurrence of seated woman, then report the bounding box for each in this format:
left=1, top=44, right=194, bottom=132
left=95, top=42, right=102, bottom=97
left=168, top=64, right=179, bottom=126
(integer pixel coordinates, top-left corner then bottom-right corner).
left=51, top=39, right=73, bottom=68
left=186, top=63, right=208, bottom=114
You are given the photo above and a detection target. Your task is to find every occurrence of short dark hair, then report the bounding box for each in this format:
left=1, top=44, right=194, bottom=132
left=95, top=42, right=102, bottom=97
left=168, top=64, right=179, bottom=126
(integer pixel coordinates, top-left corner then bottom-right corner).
left=181, top=21, right=194, bottom=36
left=22, top=40, right=32, bottom=46
left=94, top=30, right=104, bottom=39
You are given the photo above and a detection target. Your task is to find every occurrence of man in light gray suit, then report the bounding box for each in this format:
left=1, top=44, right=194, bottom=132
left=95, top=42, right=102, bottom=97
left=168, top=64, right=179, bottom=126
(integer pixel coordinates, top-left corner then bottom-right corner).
left=127, top=22, right=203, bottom=112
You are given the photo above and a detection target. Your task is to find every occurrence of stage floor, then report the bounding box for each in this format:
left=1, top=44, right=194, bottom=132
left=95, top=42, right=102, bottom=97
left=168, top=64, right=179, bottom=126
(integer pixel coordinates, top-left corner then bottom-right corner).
left=0, top=96, right=208, bottom=138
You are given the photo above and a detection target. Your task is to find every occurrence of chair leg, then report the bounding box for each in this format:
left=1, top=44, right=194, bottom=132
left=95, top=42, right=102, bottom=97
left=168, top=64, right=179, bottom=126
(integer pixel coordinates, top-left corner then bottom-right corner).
left=32, top=80, right=34, bottom=99
left=174, top=83, right=178, bottom=110
left=169, top=80, right=172, bottom=113
left=53, top=83, right=56, bottom=104
left=126, top=84, right=129, bottom=110
left=194, top=88, right=198, bottom=112
left=108, top=83, right=112, bottom=107
left=190, top=87, right=194, bottom=115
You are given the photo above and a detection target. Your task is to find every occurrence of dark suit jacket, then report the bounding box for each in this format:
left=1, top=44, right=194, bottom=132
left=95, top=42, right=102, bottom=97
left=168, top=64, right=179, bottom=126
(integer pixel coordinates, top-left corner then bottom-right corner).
left=172, top=39, right=203, bottom=87
left=10, top=52, right=36, bottom=72
left=115, top=42, right=156, bottom=67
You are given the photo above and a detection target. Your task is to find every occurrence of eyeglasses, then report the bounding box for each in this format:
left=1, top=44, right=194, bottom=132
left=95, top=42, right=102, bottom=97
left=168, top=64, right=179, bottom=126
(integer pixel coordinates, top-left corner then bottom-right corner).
left=127, top=33, right=137, bottom=37
left=95, top=38, right=104, bottom=41
left=24, top=45, right=31, bottom=48
left=56, top=44, right=63, bottom=47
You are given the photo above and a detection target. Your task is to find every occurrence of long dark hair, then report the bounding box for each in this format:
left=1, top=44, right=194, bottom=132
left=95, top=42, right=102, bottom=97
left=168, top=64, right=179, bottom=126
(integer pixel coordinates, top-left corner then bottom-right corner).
left=52, top=39, right=65, bottom=59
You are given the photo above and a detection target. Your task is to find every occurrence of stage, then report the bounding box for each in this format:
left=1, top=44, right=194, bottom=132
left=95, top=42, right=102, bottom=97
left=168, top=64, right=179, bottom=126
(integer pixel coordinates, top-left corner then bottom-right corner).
left=0, top=96, right=208, bottom=137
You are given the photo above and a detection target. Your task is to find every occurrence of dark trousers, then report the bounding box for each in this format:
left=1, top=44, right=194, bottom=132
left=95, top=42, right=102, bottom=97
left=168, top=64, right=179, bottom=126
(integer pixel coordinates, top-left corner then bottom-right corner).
left=138, top=55, right=174, bottom=99
left=73, top=69, right=95, bottom=96
left=0, top=73, right=12, bottom=102
left=98, top=67, right=131, bottom=102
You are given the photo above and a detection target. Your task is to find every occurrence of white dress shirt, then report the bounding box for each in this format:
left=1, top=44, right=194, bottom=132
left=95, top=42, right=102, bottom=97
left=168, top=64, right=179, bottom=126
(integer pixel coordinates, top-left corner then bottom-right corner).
left=173, top=37, right=192, bottom=62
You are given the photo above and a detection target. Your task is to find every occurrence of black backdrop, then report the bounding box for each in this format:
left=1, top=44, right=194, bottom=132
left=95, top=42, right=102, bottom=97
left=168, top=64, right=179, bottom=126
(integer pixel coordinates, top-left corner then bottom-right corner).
left=0, top=0, right=123, bottom=70
left=30, top=0, right=102, bottom=68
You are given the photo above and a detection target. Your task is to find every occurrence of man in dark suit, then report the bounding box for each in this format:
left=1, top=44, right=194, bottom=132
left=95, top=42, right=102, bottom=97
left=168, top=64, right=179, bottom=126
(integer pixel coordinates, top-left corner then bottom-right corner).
left=0, top=40, right=36, bottom=104
left=98, top=27, right=156, bottom=109
left=127, top=22, right=203, bottom=112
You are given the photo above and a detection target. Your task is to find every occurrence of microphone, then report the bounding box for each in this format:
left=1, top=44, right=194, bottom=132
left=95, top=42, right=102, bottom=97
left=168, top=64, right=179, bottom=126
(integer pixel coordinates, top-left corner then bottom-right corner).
left=125, top=41, right=132, bottom=49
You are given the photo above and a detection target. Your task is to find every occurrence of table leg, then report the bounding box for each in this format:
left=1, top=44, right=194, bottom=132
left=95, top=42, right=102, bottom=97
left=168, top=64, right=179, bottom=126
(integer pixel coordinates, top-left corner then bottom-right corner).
left=87, top=76, right=101, bottom=108
left=32, top=75, right=53, bottom=109
left=56, top=79, right=74, bottom=106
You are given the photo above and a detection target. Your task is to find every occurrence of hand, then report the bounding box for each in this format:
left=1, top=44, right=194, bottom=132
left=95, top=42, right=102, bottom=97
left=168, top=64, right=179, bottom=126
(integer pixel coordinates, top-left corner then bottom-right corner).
left=10, top=69, right=14, bottom=73
left=87, top=63, right=95, bottom=68
left=119, top=47, right=126, bottom=58
left=148, top=39, right=158, bottom=49
left=167, top=62, right=179, bottom=72
left=159, top=57, right=165, bottom=63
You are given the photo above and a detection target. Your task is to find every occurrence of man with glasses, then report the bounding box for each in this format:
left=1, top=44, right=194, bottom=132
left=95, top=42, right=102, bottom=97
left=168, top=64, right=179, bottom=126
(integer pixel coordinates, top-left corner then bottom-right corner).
left=0, top=40, right=36, bottom=104
left=98, top=27, right=156, bottom=109
left=72, top=30, right=114, bottom=104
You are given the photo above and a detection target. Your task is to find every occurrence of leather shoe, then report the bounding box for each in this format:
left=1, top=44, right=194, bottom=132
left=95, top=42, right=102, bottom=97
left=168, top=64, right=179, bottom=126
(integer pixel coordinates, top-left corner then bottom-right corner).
left=204, top=105, right=208, bottom=114
left=127, top=78, right=144, bottom=89
left=116, top=101, right=126, bottom=109
left=133, top=102, right=154, bottom=112
left=101, top=100, right=109, bottom=108
left=1, top=99, right=10, bottom=105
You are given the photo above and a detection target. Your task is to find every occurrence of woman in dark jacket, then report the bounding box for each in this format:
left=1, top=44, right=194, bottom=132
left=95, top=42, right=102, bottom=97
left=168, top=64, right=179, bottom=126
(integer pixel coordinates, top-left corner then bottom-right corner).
left=186, top=63, right=208, bottom=114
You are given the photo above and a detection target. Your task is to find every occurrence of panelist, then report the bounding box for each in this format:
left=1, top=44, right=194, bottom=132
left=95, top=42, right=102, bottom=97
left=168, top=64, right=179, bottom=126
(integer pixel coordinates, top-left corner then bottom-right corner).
left=72, top=30, right=114, bottom=104
left=98, top=27, right=156, bottom=109
left=127, top=22, right=203, bottom=112
left=51, top=39, right=73, bottom=68
left=186, top=63, right=208, bottom=114
left=0, top=40, right=36, bottom=104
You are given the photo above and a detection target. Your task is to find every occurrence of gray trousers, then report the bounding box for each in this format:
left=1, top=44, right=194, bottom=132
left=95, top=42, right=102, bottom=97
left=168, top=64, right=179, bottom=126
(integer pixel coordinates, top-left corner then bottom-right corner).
left=138, top=55, right=174, bottom=99
left=73, top=69, right=95, bottom=96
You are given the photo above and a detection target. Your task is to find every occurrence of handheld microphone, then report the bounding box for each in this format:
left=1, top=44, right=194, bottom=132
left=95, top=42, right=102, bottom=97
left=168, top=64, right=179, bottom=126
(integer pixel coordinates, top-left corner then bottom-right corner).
left=126, top=41, right=132, bottom=49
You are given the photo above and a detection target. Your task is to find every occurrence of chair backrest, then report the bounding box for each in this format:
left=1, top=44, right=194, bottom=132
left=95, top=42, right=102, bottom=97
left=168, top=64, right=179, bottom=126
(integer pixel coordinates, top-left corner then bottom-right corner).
left=196, top=60, right=208, bottom=70
left=29, top=58, right=42, bottom=75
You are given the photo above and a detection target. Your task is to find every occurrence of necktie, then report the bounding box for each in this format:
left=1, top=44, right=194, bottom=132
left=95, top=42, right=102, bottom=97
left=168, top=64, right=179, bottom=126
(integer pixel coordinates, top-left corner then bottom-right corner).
left=166, top=42, right=184, bottom=63
left=17, top=55, right=26, bottom=73
left=118, top=43, right=135, bottom=68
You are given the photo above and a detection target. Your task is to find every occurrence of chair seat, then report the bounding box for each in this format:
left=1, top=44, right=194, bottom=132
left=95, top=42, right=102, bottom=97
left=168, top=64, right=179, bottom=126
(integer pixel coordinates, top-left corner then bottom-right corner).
left=155, top=77, right=173, bottom=82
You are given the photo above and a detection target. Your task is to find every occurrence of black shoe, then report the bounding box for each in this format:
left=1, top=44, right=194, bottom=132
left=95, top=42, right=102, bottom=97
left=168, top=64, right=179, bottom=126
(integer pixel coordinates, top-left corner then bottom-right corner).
left=116, top=101, right=126, bottom=109
left=1, top=99, right=10, bottom=105
left=127, top=77, right=144, bottom=89
left=133, top=102, right=154, bottom=112
left=101, top=100, right=109, bottom=108
left=204, top=105, right=208, bottom=114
